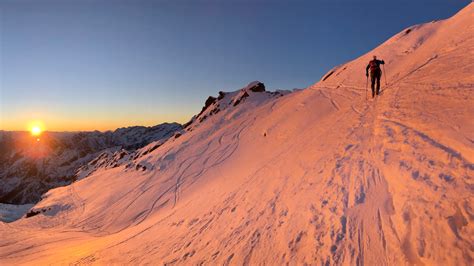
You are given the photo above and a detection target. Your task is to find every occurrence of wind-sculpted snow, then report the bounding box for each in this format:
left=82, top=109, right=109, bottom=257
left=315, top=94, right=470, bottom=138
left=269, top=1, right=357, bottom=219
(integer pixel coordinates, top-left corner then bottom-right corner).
left=0, top=3, right=473, bottom=265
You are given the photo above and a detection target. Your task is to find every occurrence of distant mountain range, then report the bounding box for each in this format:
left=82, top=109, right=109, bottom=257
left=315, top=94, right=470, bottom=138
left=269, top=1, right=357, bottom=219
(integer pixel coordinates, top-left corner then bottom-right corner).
left=0, top=123, right=181, bottom=204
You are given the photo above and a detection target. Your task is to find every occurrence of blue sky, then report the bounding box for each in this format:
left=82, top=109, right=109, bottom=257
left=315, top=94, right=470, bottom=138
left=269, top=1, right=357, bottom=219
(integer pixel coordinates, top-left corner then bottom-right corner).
left=0, top=0, right=470, bottom=131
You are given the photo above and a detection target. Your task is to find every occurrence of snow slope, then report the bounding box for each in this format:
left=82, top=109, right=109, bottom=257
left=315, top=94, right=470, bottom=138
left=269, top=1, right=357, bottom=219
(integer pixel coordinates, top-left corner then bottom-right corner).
left=0, top=3, right=473, bottom=265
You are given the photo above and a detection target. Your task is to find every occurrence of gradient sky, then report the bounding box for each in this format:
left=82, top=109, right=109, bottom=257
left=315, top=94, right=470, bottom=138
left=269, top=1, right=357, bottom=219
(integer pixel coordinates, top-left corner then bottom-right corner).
left=0, top=0, right=470, bottom=131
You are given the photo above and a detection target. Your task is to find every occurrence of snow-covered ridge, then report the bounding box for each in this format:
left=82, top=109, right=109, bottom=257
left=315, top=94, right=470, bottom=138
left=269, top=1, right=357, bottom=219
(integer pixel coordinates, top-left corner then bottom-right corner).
left=9, top=80, right=292, bottom=222
left=183, top=81, right=290, bottom=131
left=74, top=82, right=291, bottom=181
left=319, top=3, right=474, bottom=89
left=0, top=3, right=472, bottom=265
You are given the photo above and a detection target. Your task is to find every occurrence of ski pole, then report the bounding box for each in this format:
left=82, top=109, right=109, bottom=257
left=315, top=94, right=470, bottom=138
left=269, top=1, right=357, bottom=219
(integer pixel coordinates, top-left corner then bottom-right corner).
left=365, top=75, right=368, bottom=100
left=383, top=64, right=387, bottom=85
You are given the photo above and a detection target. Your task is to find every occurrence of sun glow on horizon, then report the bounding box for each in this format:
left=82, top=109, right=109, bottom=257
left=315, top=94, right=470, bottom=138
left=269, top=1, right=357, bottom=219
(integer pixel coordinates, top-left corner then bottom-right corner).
left=31, top=126, right=42, bottom=136
left=28, top=121, right=45, bottom=136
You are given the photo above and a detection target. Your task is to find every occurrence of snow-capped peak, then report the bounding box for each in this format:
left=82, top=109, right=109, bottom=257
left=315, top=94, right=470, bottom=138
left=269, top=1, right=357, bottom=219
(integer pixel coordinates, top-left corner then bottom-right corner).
left=183, top=81, right=289, bottom=131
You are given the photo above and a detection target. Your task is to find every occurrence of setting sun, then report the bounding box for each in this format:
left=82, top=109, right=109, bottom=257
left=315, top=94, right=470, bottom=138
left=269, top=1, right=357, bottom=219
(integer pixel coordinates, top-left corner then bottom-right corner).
left=28, top=121, right=45, bottom=136
left=31, top=126, right=42, bottom=136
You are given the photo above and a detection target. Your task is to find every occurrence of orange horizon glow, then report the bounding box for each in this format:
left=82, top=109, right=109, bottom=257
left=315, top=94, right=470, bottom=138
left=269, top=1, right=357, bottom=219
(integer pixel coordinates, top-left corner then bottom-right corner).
left=1, top=105, right=195, bottom=133
left=1, top=115, right=190, bottom=133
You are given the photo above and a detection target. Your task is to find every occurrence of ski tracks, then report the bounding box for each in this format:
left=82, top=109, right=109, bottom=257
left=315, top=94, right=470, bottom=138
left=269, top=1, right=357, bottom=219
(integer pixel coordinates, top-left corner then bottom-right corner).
left=316, top=82, right=401, bottom=265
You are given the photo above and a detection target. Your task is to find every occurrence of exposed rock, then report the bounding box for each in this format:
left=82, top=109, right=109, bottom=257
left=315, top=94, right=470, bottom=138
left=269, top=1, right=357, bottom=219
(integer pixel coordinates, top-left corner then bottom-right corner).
left=233, top=91, right=249, bottom=106
left=248, top=82, right=265, bottom=92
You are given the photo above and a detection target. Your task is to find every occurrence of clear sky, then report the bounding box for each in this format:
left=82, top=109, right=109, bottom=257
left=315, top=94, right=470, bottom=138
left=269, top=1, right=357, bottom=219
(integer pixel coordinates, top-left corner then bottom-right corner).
left=0, top=0, right=470, bottom=131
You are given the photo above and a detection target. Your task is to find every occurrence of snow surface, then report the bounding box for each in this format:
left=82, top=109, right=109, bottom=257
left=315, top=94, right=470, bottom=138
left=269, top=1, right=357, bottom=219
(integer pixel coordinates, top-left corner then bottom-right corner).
left=0, top=203, right=34, bottom=223
left=0, top=3, right=473, bottom=265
